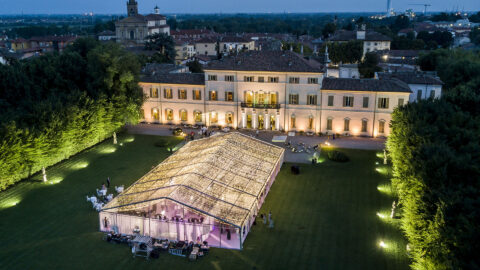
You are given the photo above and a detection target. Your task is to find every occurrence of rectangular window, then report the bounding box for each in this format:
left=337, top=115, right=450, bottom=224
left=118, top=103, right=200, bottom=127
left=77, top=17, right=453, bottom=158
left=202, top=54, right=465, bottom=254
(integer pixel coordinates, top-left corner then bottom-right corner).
left=192, top=89, right=202, bottom=100
left=363, top=97, right=369, bottom=108
left=343, top=96, right=354, bottom=107
left=328, top=96, right=334, bottom=106
left=398, top=98, right=404, bottom=106
left=344, top=119, right=350, bottom=132
left=308, top=78, right=318, bottom=84
left=289, top=94, right=299, bottom=105
left=307, top=95, right=317, bottom=105
left=268, top=77, right=279, bottom=83
left=379, top=121, right=385, bottom=133
left=430, top=90, right=435, bottom=99
left=166, top=109, right=173, bottom=121
left=225, top=75, right=234, bottom=82
left=194, top=111, right=202, bottom=122
left=244, top=76, right=254, bottom=82
left=327, top=119, right=332, bottom=131
left=289, top=77, right=299, bottom=84
left=180, top=110, right=187, bottom=121
left=258, top=76, right=264, bottom=83
left=209, top=91, right=217, bottom=101
left=150, top=87, right=159, bottom=98
left=378, top=98, right=389, bottom=109
left=208, top=75, right=217, bottom=81
left=164, top=88, right=173, bottom=99
left=270, top=93, right=277, bottom=104
left=178, top=89, right=187, bottom=100
left=417, top=90, right=422, bottom=100
left=361, top=119, right=368, bottom=132
left=226, top=113, right=233, bottom=124
left=226, top=91, right=234, bottom=102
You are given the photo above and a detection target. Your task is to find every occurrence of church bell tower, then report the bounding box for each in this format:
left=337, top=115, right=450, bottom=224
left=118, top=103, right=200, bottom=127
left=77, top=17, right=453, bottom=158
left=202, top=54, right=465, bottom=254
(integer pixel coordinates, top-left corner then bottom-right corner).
left=127, top=0, right=138, bottom=17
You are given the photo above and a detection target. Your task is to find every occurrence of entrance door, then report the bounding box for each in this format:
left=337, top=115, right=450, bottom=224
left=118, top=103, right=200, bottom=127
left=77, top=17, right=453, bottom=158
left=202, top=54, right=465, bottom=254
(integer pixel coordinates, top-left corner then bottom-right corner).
left=258, top=115, right=264, bottom=130
left=246, top=114, right=252, bottom=129
left=270, top=115, right=276, bottom=130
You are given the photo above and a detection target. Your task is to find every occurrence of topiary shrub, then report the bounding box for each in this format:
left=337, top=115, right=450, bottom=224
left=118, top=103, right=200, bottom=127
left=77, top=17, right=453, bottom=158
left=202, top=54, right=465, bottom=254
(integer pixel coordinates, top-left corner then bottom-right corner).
left=327, top=150, right=349, bottom=162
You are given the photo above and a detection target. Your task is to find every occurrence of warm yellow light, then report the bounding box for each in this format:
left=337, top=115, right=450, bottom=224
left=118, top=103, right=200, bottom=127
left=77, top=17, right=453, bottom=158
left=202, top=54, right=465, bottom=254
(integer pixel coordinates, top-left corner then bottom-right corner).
left=72, top=161, right=89, bottom=170
left=377, top=212, right=386, bottom=219
left=379, top=241, right=387, bottom=248
left=124, top=137, right=135, bottom=143
left=0, top=198, right=21, bottom=209
left=100, top=146, right=117, bottom=154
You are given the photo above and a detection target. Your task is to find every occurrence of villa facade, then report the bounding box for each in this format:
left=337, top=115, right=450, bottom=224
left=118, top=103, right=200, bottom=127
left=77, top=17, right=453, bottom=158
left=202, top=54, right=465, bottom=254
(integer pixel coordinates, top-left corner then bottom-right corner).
left=140, top=51, right=412, bottom=137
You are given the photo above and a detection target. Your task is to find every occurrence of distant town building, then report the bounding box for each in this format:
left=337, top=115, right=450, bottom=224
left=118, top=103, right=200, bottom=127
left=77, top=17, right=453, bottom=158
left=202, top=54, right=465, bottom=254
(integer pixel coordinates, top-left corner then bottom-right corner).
left=97, top=30, right=116, bottom=41
left=115, top=1, right=170, bottom=46
left=329, top=25, right=391, bottom=56
left=376, top=72, right=443, bottom=102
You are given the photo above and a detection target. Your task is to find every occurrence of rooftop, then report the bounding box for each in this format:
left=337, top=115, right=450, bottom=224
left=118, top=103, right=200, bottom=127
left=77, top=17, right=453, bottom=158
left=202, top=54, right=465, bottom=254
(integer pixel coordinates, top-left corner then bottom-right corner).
left=377, top=72, right=444, bottom=85
left=321, top=77, right=412, bottom=93
left=205, top=50, right=325, bottom=73
left=329, top=30, right=392, bottom=42
left=141, top=73, right=205, bottom=85
left=102, top=132, right=285, bottom=227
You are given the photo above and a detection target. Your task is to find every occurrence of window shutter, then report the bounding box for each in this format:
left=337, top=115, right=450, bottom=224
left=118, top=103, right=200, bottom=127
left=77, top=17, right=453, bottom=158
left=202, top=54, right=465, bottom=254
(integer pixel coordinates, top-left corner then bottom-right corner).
left=192, top=90, right=195, bottom=99
left=350, top=97, right=354, bottom=107
left=386, top=98, right=389, bottom=108
left=150, top=88, right=153, bottom=97
left=343, top=96, right=346, bottom=107
left=209, top=91, right=212, bottom=100
left=164, top=89, right=166, bottom=98
left=178, top=89, right=180, bottom=99
left=378, top=98, right=381, bottom=108
left=199, top=90, right=201, bottom=100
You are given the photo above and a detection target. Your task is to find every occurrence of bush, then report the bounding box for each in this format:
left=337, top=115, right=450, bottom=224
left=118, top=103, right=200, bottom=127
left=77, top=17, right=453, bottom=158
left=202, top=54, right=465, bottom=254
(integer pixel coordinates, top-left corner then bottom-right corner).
left=327, top=150, right=349, bottom=162
left=154, top=139, right=169, bottom=147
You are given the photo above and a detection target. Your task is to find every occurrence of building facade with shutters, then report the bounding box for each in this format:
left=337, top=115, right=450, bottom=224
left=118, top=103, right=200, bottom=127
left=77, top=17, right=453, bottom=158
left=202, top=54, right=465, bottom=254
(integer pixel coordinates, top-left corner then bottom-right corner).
left=140, top=51, right=412, bottom=137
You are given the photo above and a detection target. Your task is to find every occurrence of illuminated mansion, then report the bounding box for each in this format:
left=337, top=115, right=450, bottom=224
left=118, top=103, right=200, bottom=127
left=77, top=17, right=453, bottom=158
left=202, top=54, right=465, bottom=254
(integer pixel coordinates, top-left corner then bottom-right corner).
left=140, top=51, right=414, bottom=137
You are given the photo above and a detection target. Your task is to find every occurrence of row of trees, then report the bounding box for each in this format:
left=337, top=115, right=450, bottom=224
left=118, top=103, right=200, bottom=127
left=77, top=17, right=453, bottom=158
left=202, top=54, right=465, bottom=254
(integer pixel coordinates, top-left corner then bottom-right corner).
left=0, top=38, right=144, bottom=190
left=387, top=49, right=480, bottom=269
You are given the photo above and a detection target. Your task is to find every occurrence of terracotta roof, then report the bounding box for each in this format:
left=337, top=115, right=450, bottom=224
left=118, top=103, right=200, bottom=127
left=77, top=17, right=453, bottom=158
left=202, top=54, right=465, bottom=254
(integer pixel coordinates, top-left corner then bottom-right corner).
left=145, top=14, right=166, bottom=20
left=196, top=37, right=218, bottom=43
left=329, top=30, right=392, bottom=42
left=118, top=15, right=147, bottom=23
left=377, top=72, right=443, bottom=85
left=220, top=36, right=251, bottom=43
left=205, top=50, right=325, bottom=73
left=141, top=73, right=205, bottom=85
left=321, top=77, right=411, bottom=93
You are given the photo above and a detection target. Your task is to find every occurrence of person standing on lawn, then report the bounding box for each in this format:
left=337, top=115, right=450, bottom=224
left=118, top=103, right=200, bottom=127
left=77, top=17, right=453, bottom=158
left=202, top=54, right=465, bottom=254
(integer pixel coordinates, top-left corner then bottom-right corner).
left=106, top=177, right=111, bottom=188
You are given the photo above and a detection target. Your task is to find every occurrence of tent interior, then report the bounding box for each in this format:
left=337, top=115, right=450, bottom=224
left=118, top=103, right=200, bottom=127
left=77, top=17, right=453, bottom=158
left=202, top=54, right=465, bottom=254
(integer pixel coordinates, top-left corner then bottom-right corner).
left=100, top=132, right=284, bottom=249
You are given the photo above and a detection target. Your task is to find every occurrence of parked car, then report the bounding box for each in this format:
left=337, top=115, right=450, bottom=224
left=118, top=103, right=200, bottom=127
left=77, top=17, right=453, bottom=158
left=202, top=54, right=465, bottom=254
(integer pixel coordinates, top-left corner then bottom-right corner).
left=172, top=128, right=184, bottom=136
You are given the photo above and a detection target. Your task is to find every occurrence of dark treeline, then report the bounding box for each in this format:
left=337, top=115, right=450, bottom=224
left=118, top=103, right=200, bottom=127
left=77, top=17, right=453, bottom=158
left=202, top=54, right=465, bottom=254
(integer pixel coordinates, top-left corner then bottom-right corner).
left=387, top=49, right=480, bottom=269
left=0, top=38, right=144, bottom=190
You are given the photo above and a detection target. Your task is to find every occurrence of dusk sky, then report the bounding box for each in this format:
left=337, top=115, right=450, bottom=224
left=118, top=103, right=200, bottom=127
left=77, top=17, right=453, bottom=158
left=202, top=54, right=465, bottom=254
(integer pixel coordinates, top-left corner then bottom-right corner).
left=0, top=0, right=478, bottom=15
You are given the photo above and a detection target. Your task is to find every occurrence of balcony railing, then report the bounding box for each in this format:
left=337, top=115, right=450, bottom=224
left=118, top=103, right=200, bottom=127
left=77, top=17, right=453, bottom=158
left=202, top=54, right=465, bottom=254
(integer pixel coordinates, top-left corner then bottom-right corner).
left=241, top=102, right=281, bottom=109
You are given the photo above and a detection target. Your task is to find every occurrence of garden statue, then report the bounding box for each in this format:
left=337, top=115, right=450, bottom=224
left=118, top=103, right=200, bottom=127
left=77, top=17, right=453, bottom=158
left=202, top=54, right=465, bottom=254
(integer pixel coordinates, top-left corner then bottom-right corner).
left=391, top=200, right=396, bottom=218
left=113, top=132, right=117, bottom=144
left=383, top=149, right=387, bottom=165
left=42, top=167, right=47, bottom=182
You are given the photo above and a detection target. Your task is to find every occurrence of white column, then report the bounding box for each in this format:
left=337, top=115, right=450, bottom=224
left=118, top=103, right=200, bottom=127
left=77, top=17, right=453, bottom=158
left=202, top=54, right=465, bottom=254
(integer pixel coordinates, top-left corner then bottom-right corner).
left=242, top=111, right=246, bottom=128
left=265, top=113, right=270, bottom=130
left=252, top=111, right=257, bottom=129
left=276, top=114, right=280, bottom=131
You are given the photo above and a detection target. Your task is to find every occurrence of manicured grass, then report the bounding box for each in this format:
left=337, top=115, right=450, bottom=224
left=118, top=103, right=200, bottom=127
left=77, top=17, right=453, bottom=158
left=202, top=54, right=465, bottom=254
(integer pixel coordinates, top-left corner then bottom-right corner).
left=0, top=134, right=409, bottom=270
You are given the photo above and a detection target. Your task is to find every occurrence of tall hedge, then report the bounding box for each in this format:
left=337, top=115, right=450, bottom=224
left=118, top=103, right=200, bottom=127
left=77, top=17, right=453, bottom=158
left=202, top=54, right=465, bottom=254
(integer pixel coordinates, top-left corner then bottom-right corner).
left=387, top=85, right=480, bottom=269
left=0, top=38, right=144, bottom=190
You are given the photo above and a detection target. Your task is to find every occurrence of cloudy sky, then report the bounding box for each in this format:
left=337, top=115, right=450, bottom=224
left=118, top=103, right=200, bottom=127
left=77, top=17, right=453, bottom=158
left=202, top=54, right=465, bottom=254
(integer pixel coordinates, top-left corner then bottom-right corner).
left=0, top=0, right=478, bottom=14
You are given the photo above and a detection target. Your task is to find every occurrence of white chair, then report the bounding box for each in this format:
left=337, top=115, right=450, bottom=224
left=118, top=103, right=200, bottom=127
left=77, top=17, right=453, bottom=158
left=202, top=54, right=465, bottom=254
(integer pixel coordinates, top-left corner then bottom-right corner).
left=106, top=194, right=113, bottom=202
left=94, top=202, right=104, bottom=211
left=87, top=196, right=97, bottom=204
left=115, top=185, right=124, bottom=193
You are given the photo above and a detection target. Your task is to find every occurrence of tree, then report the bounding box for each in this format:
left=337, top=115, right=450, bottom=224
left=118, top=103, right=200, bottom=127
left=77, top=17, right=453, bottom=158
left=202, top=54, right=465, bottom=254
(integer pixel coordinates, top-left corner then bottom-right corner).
left=186, top=60, right=204, bottom=73
left=417, top=31, right=453, bottom=49
left=322, top=23, right=336, bottom=39
left=322, top=41, right=363, bottom=64
left=470, top=28, right=480, bottom=45
left=358, top=52, right=381, bottom=78
left=469, top=11, right=480, bottom=23
left=144, top=33, right=176, bottom=63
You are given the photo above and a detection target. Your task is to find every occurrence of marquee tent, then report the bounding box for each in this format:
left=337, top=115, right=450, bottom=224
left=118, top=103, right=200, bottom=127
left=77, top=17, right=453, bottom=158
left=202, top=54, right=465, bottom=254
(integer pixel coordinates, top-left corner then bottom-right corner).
left=99, top=132, right=284, bottom=249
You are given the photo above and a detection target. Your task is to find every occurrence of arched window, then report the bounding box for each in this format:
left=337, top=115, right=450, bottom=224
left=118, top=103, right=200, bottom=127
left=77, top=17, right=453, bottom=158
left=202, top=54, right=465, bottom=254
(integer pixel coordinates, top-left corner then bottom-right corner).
left=361, top=118, right=368, bottom=132
left=210, top=111, right=218, bottom=124
left=165, top=109, right=173, bottom=121
left=194, top=111, right=202, bottom=123
left=179, top=109, right=187, bottom=122
left=130, top=30, right=135, bottom=40
left=151, top=108, right=159, bottom=121
left=379, top=120, right=386, bottom=134
left=344, top=118, right=350, bottom=132
left=290, top=114, right=296, bottom=129
left=326, top=117, right=333, bottom=131
left=226, top=112, right=233, bottom=125
left=308, top=115, right=314, bottom=130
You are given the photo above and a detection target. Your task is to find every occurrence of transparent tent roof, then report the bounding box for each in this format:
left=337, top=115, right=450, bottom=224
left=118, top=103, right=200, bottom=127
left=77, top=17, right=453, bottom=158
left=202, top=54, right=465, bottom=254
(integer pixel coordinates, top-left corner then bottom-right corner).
left=102, top=132, right=285, bottom=227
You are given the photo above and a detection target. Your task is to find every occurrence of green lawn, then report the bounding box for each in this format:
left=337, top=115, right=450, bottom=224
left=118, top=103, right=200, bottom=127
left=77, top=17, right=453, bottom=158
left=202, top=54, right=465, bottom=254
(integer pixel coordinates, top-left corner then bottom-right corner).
left=0, top=134, right=409, bottom=270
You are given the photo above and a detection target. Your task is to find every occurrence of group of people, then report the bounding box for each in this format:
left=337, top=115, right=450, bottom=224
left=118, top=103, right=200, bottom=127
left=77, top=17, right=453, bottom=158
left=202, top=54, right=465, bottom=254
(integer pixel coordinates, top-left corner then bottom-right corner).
left=259, top=211, right=274, bottom=229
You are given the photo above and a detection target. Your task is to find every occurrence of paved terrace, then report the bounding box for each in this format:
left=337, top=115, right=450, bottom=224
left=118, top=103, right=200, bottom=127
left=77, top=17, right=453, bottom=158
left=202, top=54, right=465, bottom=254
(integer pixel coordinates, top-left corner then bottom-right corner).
left=126, top=124, right=386, bottom=163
